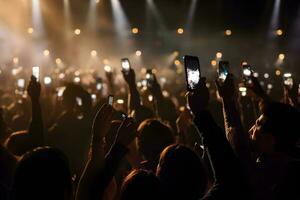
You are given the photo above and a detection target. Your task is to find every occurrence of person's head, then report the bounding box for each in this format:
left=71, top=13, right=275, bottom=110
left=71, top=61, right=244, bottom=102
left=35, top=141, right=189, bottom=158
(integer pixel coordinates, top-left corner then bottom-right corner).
left=137, top=119, right=174, bottom=165
left=156, top=144, right=207, bottom=200
left=120, top=169, right=162, bottom=200
left=133, top=105, right=154, bottom=125
left=105, top=120, right=122, bottom=153
left=10, top=147, right=72, bottom=200
left=249, top=102, right=300, bottom=156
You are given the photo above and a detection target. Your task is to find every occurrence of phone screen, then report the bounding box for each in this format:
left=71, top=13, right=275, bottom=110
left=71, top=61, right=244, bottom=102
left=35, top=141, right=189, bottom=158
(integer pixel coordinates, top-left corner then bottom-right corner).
left=283, top=73, right=293, bottom=88
left=242, top=64, right=252, bottom=84
left=17, top=79, right=25, bottom=88
left=184, top=56, right=201, bottom=91
left=218, top=61, right=229, bottom=82
left=121, top=58, right=131, bottom=73
left=108, top=95, right=114, bottom=106
left=76, top=97, right=82, bottom=106
left=32, top=66, right=40, bottom=81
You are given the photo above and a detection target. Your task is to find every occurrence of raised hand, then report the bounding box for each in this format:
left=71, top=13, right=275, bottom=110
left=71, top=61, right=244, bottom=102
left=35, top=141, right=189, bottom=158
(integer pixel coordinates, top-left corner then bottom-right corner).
left=91, top=104, right=114, bottom=157
left=247, top=76, right=268, bottom=100
left=148, top=74, right=162, bottom=98
left=122, top=68, right=136, bottom=86
left=215, top=74, right=236, bottom=101
left=176, top=108, right=193, bottom=134
left=187, top=78, right=210, bottom=115
left=27, top=75, right=41, bottom=101
left=115, top=117, right=136, bottom=147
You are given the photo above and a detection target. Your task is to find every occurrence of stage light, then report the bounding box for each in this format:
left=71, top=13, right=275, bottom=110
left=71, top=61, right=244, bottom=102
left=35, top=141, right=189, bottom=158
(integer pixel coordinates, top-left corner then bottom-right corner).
left=27, top=27, right=34, bottom=34
left=136, top=50, right=142, bottom=56
left=56, top=58, right=62, bottom=64
left=211, top=60, right=217, bottom=66
left=225, top=29, right=232, bottom=36
left=148, top=95, right=153, bottom=102
left=242, top=61, right=248, bottom=65
left=216, top=52, right=222, bottom=59
left=104, top=65, right=112, bottom=72
left=276, top=29, right=283, bottom=36
left=74, top=29, right=81, bottom=35
left=74, top=70, right=80, bottom=76
left=44, top=76, right=52, bottom=85
left=264, top=73, right=270, bottom=79
left=95, top=0, right=100, bottom=3
left=74, top=77, right=81, bottom=83
left=177, top=28, right=184, bottom=34
left=174, top=60, right=180, bottom=66
left=13, top=57, right=19, bottom=64
left=267, top=84, right=273, bottom=89
left=275, top=69, right=281, bottom=76
left=278, top=53, right=285, bottom=60
left=59, top=73, right=65, bottom=79
left=43, top=49, right=50, bottom=56
left=132, top=28, right=139, bottom=34
left=253, top=72, right=259, bottom=77
left=90, top=50, right=97, bottom=57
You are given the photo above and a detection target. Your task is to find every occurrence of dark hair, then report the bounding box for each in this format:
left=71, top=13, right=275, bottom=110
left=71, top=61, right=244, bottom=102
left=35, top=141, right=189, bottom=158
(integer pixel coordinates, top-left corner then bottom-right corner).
left=157, top=144, right=207, bottom=200
left=120, top=169, right=163, bottom=200
left=137, top=119, right=174, bottom=166
left=262, top=102, right=300, bottom=152
left=10, top=147, right=72, bottom=200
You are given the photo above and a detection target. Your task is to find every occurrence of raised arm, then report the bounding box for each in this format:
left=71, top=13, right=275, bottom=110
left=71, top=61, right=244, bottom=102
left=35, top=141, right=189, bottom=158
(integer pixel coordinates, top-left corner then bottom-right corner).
left=76, top=104, right=136, bottom=200
left=122, top=69, right=141, bottom=113
left=215, top=74, right=252, bottom=164
left=27, top=76, right=44, bottom=146
left=187, top=78, right=247, bottom=199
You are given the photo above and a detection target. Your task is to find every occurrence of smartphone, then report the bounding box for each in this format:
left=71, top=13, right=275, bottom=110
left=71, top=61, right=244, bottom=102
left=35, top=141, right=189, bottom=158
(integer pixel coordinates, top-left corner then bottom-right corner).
left=184, top=55, right=201, bottom=91
left=218, top=61, right=229, bottom=82
left=108, top=95, right=114, bottom=106
left=17, top=79, right=25, bottom=88
left=57, top=87, right=66, bottom=97
left=76, top=97, right=82, bottom=106
left=146, top=69, right=154, bottom=87
left=242, top=64, right=253, bottom=85
left=283, top=73, right=293, bottom=88
left=121, top=58, right=131, bottom=74
left=32, top=66, right=40, bottom=81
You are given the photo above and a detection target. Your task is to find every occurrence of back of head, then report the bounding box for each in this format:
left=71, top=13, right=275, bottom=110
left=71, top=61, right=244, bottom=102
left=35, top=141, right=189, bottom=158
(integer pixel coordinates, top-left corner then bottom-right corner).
left=157, top=144, right=207, bottom=200
left=10, top=147, right=72, bottom=200
left=120, top=169, right=163, bottom=200
left=262, top=102, right=300, bottom=153
left=134, top=105, right=155, bottom=125
left=137, top=119, right=174, bottom=165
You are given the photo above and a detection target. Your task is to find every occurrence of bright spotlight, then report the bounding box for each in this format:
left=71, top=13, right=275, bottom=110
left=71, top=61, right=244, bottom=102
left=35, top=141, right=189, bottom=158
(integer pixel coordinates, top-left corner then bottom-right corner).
left=104, top=65, right=112, bottom=73
left=44, top=76, right=52, bottom=85
left=132, top=28, right=139, bottom=34
left=43, top=49, right=50, bottom=56
left=27, top=27, right=34, bottom=34
left=278, top=53, right=285, bottom=60
left=136, top=50, right=142, bottom=56
left=56, top=58, right=62, bottom=64
left=225, top=29, right=232, bottom=36
left=276, top=29, right=283, bottom=36
left=74, top=29, right=81, bottom=35
left=216, top=52, right=222, bottom=59
left=91, top=50, right=98, bottom=57
left=174, top=60, right=180, bottom=66
left=211, top=60, right=217, bottom=66
left=177, top=28, right=184, bottom=34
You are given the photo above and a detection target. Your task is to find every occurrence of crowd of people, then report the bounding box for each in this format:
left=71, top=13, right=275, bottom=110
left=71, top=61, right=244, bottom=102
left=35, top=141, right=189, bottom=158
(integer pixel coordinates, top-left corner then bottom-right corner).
left=0, top=57, right=299, bottom=200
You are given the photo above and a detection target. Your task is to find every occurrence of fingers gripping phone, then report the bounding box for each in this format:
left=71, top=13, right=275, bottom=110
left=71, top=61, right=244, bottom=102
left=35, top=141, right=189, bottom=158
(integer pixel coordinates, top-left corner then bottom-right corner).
left=218, top=61, right=229, bottom=82
left=184, top=55, right=201, bottom=91
left=121, top=58, right=131, bottom=74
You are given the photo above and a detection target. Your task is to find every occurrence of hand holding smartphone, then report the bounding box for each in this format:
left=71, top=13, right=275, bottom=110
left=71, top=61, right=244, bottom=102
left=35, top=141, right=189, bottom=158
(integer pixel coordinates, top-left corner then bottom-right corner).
left=108, top=95, right=114, bottom=106
left=218, top=61, right=229, bottom=83
left=184, top=55, right=201, bottom=91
